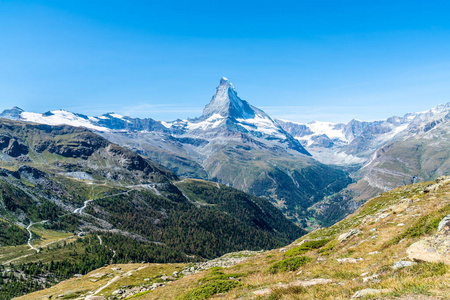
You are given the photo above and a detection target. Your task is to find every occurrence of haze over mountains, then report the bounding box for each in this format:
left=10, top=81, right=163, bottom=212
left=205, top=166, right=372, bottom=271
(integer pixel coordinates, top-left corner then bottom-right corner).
left=2, top=78, right=450, bottom=227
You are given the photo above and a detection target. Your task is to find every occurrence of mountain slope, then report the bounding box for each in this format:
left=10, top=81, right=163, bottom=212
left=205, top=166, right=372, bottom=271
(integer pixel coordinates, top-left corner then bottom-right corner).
left=22, top=177, right=450, bottom=300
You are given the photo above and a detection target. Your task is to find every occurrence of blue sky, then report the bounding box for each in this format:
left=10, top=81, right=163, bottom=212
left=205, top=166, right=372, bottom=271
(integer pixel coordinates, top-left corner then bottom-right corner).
left=1, top=1, right=450, bottom=123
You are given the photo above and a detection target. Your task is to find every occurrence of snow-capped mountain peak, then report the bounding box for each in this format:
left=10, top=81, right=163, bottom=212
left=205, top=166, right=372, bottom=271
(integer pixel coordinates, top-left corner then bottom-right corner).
left=202, top=77, right=260, bottom=120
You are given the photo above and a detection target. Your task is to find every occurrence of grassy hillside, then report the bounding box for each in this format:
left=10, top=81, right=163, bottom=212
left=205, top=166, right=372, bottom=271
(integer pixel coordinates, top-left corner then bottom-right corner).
left=22, top=177, right=450, bottom=299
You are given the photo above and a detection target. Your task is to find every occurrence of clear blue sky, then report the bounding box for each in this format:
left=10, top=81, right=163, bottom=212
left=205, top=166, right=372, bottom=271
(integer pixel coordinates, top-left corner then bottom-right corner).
left=1, top=0, right=450, bottom=123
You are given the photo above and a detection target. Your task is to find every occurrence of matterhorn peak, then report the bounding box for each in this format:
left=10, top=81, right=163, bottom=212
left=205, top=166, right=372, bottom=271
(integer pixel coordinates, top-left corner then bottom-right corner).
left=219, top=77, right=234, bottom=88
left=201, top=77, right=260, bottom=120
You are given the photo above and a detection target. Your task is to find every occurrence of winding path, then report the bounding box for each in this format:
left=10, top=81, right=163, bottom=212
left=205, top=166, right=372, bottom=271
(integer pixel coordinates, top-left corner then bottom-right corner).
left=73, top=200, right=93, bottom=214
left=26, top=220, right=48, bottom=252
left=6, top=191, right=128, bottom=264
left=73, top=192, right=128, bottom=215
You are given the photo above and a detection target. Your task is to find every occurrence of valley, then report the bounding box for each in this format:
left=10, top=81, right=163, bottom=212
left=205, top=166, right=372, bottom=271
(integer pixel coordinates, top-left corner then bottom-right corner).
left=1, top=79, right=450, bottom=299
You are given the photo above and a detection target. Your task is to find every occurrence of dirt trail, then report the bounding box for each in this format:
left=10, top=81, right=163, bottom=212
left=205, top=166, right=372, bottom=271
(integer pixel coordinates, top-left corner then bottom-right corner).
left=26, top=220, right=48, bottom=252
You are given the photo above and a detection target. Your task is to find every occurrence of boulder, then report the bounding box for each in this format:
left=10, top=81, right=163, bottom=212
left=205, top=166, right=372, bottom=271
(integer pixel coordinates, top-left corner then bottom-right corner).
left=438, top=215, right=450, bottom=232
left=337, top=229, right=361, bottom=242
left=390, top=198, right=411, bottom=213
left=407, top=214, right=450, bottom=265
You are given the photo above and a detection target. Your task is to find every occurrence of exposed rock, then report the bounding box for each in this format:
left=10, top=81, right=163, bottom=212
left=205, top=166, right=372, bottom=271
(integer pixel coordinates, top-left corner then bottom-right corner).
left=392, top=261, right=417, bottom=270
left=0, top=135, right=11, bottom=149
left=375, top=212, right=390, bottom=222
left=423, top=184, right=438, bottom=193
left=112, top=289, right=125, bottom=295
left=85, top=296, right=105, bottom=300
left=424, top=176, right=450, bottom=193
left=293, top=278, right=333, bottom=287
left=362, top=274, right=379, bottom=283
left=438, top=214, right=450, bottom=232
left=337, top=229, right=361, bottom=242
left=185, top=250, right=262, bottom=272
left=352, top=288, right=390, bottom=298
left=3, top=138, right=28, bottom=157
left=337, top=257, right=363, bottom=264
left=390, top=198, right=412, bottom=213
left=253, top=289, right=271, bottom=296
left=89, top=272, right=107, bottom=279
left=252, top=278, right=333, bottom=296
left=407, top=214, right=450, bottom=264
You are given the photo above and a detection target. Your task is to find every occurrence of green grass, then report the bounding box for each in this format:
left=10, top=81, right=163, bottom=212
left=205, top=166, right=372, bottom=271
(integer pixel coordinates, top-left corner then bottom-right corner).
left=332, top=270, right=359, bottom=280
left=393, top=262, right=448, bottom=279
left=125, top=290, right=153, bottom=299
left=268, top=256, right=312, bottom=274
left=385, top=204, right=450, bottom=247
left=284, top=239, right=330, bottom=257
left=269, top=285, right=307, bottom=300
left=199, top=269, right=246, bottom=283
left=177, top=280, right=241, bottom=300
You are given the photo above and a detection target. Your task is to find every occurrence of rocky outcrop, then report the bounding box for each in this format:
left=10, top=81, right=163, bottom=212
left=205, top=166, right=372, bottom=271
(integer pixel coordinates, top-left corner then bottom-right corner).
left=338, top=229, right=361, bottom=242
left=2, top=138, right=28, bottom=157
left=407, top=214, right=450, bottom=265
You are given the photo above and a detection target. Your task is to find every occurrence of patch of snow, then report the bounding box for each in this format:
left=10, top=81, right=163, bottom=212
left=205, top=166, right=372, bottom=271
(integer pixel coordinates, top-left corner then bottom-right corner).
left=307, top=121, right=347, bottom=141
left=88, top=116, right=100, bottom=122
left=161, top=121, right=173, bottom=128
left=187, top=113, right=224, bottom=130
left=237, top=114, right=284, bottom=138
left=21, top=110, right=109, bottom=131
left=109, top=113, right=124, bottom=119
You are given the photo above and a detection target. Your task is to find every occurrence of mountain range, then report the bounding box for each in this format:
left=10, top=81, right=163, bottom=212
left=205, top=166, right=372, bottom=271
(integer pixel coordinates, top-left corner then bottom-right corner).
left=2, top=78, right=450, bottom=227
left=1, top=78, right=352, bottom=226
